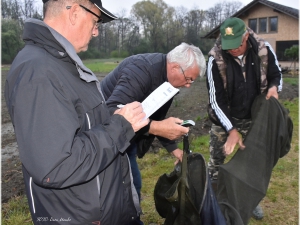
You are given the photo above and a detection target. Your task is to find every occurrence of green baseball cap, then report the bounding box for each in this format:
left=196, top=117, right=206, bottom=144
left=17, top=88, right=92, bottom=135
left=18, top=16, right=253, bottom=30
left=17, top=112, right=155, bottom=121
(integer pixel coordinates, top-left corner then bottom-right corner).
left=220, top=17, right=246, bottom=50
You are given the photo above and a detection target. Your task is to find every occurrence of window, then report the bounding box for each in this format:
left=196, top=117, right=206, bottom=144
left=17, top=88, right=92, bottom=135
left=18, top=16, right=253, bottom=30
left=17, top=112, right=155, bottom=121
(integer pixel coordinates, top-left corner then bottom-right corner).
left=269, top=17, right=278, bottom=32
left=276, top=41, right=299, bottom=60
left=249, top=19, right=257, bottom=32
left=259, top=18, right=267, bottom=33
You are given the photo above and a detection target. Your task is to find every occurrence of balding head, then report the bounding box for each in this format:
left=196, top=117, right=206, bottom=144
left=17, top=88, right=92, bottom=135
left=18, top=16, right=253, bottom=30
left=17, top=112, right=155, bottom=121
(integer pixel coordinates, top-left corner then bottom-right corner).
left=43, top=0, right=117, bottom=22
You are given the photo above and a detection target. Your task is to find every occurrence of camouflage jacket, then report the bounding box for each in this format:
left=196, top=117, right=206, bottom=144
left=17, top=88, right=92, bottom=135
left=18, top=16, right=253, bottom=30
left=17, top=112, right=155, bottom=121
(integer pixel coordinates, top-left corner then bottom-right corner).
left=207, top=27, right=282, bottom=131
left=208, top=27, right=275, bottom=93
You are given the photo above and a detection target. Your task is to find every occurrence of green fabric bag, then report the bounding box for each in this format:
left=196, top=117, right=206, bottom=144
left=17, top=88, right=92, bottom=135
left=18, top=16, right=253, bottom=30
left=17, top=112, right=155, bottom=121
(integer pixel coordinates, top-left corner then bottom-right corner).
left=154, top=135, right=206, bottom=225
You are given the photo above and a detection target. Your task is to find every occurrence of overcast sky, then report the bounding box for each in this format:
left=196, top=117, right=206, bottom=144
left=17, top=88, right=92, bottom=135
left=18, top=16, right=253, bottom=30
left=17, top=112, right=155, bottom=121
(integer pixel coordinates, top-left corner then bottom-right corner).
left=102, top=0, right=299, bottom=16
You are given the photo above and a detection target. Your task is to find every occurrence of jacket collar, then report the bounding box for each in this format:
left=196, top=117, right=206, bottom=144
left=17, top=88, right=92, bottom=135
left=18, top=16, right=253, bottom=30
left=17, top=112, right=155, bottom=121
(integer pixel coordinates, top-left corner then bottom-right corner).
left=24, top=18, right=99, bottom=83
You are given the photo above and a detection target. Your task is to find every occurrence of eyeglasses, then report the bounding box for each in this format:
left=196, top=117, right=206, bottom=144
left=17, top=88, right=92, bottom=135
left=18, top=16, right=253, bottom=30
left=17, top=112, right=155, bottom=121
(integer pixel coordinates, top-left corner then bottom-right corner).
left=66, top=5, right=102, bottom=28
left=179, top=66, right=194, bottom=84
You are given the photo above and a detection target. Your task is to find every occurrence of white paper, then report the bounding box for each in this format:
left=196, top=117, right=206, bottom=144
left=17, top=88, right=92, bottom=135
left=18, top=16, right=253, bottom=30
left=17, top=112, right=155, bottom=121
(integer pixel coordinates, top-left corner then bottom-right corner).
left=142, top=82, right=179, bottom=120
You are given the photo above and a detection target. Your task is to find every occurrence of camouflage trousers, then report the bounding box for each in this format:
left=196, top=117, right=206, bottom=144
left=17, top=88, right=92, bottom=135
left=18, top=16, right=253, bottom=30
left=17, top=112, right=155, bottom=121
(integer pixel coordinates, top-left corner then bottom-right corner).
left=208, top=118, right=252, bottom=180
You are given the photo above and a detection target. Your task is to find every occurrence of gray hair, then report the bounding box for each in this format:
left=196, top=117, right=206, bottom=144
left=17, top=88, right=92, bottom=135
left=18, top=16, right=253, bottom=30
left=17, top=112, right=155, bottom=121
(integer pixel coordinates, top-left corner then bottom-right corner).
left=242, top=30, right=248, bottom=39
left=167, top=42, right=206, bottom=77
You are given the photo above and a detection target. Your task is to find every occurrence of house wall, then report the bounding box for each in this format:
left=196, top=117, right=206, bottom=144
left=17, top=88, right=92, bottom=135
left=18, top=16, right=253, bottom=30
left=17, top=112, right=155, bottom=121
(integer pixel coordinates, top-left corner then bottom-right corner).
left=239, top=4, right=299, bottom=51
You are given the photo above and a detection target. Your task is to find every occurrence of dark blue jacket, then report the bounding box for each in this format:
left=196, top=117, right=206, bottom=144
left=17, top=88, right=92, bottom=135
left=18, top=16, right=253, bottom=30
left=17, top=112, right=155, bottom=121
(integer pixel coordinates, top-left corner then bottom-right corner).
left=101, top=53, right=177, bottom=153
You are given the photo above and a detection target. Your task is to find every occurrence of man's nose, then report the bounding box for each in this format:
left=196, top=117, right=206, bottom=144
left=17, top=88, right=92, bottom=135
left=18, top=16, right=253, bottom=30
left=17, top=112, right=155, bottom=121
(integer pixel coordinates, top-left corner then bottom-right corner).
left=93, top=27, right=99, bottom=37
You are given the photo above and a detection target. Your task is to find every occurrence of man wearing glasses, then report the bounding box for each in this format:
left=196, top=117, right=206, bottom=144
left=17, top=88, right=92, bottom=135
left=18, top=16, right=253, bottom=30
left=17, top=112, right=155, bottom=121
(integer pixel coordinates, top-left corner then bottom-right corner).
left=5, top=0, right=150, bottom=224
left=100, top=42, right=206, bottom=225
left=206, top=17, right=282, bottom=220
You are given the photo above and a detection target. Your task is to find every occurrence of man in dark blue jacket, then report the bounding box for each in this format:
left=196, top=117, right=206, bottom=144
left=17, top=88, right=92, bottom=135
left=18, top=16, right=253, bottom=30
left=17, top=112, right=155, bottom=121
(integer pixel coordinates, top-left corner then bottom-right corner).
left=101, top=42, right=206, bottom=224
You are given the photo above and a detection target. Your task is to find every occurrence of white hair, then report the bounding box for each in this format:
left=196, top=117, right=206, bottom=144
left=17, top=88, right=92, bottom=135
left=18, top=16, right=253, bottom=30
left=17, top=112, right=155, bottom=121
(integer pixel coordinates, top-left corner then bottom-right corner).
left=167, top=42, right=206, bottom=77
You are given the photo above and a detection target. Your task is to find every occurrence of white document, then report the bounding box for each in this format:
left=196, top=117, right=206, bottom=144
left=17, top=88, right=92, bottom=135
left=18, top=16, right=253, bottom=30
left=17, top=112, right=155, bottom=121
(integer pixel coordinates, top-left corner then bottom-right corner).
left=142, top=82, right=179, bottom=120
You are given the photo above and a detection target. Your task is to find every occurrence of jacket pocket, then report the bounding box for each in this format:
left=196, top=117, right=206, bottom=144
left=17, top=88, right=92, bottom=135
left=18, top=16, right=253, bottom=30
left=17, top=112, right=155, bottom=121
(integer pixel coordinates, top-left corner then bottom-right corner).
left=86, top=102, right=111, bottom=128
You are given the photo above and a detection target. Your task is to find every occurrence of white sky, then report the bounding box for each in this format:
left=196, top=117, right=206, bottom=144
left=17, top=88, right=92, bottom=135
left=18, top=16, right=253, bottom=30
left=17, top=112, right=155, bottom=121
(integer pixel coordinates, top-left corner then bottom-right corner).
left=102, top=0, right=299, bottom=16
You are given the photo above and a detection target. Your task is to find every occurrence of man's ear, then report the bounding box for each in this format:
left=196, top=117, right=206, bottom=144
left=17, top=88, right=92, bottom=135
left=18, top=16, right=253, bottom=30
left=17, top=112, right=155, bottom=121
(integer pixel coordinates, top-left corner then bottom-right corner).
left=68, top=4, right=80, bottom=25
left=171, top=63, right=179, bottom=72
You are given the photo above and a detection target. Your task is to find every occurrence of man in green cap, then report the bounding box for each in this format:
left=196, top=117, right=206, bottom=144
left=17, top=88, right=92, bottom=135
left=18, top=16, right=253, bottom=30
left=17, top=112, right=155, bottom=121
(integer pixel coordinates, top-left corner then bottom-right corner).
left=206, top=17, right=282, bottom=220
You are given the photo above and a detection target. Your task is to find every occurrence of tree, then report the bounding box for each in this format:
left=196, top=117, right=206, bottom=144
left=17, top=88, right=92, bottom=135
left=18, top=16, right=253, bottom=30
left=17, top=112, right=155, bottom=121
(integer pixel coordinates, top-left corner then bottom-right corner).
left=205, top=1, right=243, bottom=29
left=114, top=9, right=140, bottom=56
left=185, top=9, right=206, bottom=46
left=2, top=19, right=24, bottom=64
left=131, top=0, right=169, bottom=52
left=1, top=0, right=246, bottom=60
left=2, top=0, right=22, bottom=20
left=21, top=0, right=35, bottom=18
left=284, top=46, right=299, bottom=75
left=222, top=1, right=243, bottom=18
left=164, top=6, right=185, bottom=50
left=124, top=21, right=142, bottom=55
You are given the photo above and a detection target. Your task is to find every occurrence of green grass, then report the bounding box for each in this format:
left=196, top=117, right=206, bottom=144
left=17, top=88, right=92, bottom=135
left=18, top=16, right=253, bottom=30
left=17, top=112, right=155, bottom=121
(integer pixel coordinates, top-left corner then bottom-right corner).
left=1, top=65, right=11, bottom=70
left=1, top=59, right=123, bottom=73
left=2, top=99, right=298, bottom=224
left=83, top=58, right=122, bottom=73
left=1, top=58, right=298, bottom=225
left=283, top=77, right=299, bottom=86
left=1, top=196, right=32, bottom=225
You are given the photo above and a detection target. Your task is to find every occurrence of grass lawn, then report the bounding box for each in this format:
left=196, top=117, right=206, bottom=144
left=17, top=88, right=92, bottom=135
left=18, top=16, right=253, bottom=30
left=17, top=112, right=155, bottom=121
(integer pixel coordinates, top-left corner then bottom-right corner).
left=4, top=101, right=296, bottom=224
left=1, top=61, right=298, bottom=225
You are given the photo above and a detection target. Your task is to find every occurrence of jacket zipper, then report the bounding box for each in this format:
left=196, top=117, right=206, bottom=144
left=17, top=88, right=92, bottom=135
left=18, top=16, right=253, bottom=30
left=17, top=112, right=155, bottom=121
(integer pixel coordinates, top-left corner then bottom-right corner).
left=29, top=177, right=36, bottom=213
left=86, top=113, right=101, bottom=196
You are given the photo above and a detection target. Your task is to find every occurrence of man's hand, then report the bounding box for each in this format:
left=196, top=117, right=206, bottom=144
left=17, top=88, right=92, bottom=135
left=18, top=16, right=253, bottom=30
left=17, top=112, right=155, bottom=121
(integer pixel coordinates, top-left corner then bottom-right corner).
left=223, top=129, right=245, bottom=156
left=266, top=86, right=278, bottom=100
left=149, top=117, right=189, bottom=140
left=171, top=149, right=183, bottom=165
left=114, top=102, right=149, bottom=132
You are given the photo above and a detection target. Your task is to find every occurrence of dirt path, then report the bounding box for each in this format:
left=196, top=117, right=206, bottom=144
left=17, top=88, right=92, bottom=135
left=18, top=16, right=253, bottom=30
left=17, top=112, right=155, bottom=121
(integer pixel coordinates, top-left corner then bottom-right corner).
left=1, top=70, right=298, bottom=203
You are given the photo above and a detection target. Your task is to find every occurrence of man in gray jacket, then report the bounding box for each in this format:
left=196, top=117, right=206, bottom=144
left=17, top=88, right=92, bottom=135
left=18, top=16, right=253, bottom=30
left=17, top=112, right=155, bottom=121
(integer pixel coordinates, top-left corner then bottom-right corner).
left=4, top=0, right=148, bottom=224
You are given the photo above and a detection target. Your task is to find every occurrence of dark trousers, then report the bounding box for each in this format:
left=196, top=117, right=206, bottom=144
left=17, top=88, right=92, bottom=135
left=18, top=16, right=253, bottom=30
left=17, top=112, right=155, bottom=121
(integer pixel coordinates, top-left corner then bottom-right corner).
left=127, top=143, right=142, bottom=200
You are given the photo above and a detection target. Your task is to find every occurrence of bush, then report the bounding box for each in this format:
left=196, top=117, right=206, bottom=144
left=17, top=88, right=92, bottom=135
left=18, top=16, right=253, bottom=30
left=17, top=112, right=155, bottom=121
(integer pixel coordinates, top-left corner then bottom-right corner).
left=1, top=19, right=24, bottom=64
left=78, top=47, right=103, bottom=60
left=110, top=50, right=129, bottom=58
left=284, top=45, right=299, bottom=61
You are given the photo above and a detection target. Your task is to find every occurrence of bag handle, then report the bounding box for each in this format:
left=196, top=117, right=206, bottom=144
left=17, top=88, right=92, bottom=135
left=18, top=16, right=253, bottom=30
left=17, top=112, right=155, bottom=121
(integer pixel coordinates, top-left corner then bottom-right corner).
left=179, top=134, right=190, bottom=224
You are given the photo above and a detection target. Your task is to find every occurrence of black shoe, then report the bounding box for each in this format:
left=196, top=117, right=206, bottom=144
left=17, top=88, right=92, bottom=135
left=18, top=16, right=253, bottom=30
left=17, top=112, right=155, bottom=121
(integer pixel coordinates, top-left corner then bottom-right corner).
left=252, top=204, right=264, bottom=220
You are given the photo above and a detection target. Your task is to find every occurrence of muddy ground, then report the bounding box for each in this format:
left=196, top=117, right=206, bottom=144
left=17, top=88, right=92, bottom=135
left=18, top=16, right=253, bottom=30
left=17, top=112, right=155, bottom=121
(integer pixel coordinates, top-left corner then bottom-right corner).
left=1, top=69, right=298, bottom=203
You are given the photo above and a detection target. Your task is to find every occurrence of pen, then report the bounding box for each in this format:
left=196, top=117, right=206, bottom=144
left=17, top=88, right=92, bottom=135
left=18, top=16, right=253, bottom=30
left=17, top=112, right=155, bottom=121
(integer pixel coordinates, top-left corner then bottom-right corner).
left=117, top=104, right=125, bottom=108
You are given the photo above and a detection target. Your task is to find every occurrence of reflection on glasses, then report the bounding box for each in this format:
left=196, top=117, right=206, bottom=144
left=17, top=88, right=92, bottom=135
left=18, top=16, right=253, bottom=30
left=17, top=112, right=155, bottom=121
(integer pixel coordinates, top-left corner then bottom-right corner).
left=180, top=66, right=194, bottom=84
left=66, top=5, right=102, bottom=28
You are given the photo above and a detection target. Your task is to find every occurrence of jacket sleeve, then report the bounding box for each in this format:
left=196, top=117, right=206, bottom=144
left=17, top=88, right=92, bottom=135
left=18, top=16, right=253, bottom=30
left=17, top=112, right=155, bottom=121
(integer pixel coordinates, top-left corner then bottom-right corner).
left=150, top=98, right=178, bottom=152
left=104, top=61, right=178, bottom=152
left=157, top=136, right=177, bottom=152
left=265, top=42, right=282, bottom=92
left=207, top=56, right=234, bottom=132
left=105, top=61, right=152, bottom=111
left=7, top=72, right=135, bottom=189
